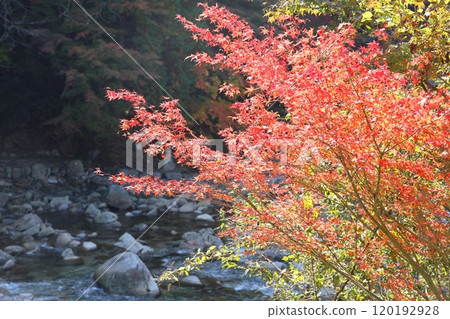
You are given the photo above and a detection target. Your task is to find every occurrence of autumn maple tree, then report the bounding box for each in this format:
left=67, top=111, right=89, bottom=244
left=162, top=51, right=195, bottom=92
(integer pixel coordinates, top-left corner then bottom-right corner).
left=106, top=3, right=449, bottom=300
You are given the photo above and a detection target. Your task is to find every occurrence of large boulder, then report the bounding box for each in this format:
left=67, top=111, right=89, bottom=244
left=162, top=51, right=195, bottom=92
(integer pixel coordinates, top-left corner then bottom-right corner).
left=12, top=213, right=55, bottom=240
left=106, top=185, right=132, bottom=210
left=94, top=252, right=159, bottom=296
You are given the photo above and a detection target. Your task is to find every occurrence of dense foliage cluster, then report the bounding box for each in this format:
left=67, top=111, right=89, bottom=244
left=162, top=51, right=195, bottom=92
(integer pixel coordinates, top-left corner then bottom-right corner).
left=108, top=4, right=449, bottom=300
left=264, top=0, right=450, bottom=89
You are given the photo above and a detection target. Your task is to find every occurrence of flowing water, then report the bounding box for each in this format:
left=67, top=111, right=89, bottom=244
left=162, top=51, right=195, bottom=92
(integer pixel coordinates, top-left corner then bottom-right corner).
left=0, top=207, right=270, bottom=301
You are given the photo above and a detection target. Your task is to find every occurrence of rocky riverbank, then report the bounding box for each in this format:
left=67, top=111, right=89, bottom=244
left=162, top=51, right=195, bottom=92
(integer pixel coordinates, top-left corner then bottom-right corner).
left=0, top=154, right=270, bottom=300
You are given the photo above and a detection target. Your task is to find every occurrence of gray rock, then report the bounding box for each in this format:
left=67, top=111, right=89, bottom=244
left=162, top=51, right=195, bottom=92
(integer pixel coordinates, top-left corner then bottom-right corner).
left=179, top=228, right=223, bottom=250
left=68, top=203, right=83, bottom=214
left=0, top=192, right=9, bottom=208
left=195, top=213, right=215, bottom=223
left=37, top=225, right=55, bottom=238
left=94, top=211, right=118, bottom=224
left=53, top=232, right=73, bottom=248
left=91, top=175, right=110, bottom=186
left=22, top=240, right=39, bottom=253
left=129, top=210, right=143, bottom=216
left=94, top=252, right=159, bottom=295
left=85, top=204, right=101, bottom=218
left=0, top=250, right=15, bottom=269
left=12, top=167, right=21, bottom=181
left=14, top=214, right=44, bottom=232
left=67, top=160, right=84, bottom=185
left=47, top=176, right=58, bottom=184
left=114, top=233, right=154, bottom=256
left=96, top=186, right=108, bottom=193
left=179, top=275, right=203, bottom=287
left=154, top=198, right=170, bottom=209
left=76, top=232, right=87, bottom=239
left=22, top=167, right=31, bottom=178
left=4, top=245, right=24, bottom=255
left=69, top=240, right=81, bottom=248
left=58, top=203, right=69, bottom=212
left=146, top=207, right=159, bottom=217
left=61, top=248, right=81, bottom=262
left=175, top=198, right=189, bottom=207
left=2, top=258, right=15, bottom=270
left=29, top=200, right=46, bottom=208
left=0, top=180, right=12, bottom=187
left=197, top=200, right=212, bottom=207
left=81, top=241, right=97, bottom=251
left=21, top=224, right=41, bottom=237
left=131, top=223, right=149, bottom=232
left=21, top=203, right=33, bottom=213
left=106, top=185, right=132, bottom=210
left=261, top=261, right=287, bottom=271
left=50, top=196, right=72, bottom=209
left=31, top=163, right=47, bottom=181
left=88, top=191, right=102, bottom=199
left=179, top=202, right=196, bottom=214
left=25, top=191, right=33, bottom=201
left=7, top=204, right=21, bottom=214
left=136, top=204, right=148, bottom=210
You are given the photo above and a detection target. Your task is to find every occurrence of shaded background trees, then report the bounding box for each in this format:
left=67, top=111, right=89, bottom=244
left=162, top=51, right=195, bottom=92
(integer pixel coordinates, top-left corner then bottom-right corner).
left=0, top=0, right=265, bottom=161
left=264, top=0, right=450, bottom=89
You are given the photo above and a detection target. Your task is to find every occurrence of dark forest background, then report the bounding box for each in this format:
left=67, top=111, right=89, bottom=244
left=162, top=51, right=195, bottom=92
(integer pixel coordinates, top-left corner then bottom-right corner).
left=0, top=0, right=273, bottom=163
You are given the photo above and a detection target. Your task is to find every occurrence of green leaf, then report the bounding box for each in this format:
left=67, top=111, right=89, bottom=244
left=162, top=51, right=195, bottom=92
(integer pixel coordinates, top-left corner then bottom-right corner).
left=362, top=11, right=373, bottom=22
